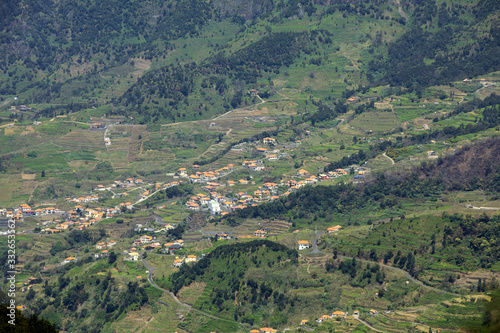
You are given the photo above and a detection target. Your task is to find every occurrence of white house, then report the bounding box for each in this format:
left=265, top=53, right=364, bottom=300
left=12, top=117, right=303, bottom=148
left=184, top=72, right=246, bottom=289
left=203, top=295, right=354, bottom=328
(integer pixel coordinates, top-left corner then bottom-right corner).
left=298, top=240, right=310, bottom=250
left=128, top=252, right=139, bottom=261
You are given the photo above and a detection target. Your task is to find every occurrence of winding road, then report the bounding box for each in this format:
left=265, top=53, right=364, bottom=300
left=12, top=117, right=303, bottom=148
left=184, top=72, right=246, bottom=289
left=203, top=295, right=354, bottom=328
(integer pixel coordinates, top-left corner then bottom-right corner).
left=141, top=257, right=240, bottom=325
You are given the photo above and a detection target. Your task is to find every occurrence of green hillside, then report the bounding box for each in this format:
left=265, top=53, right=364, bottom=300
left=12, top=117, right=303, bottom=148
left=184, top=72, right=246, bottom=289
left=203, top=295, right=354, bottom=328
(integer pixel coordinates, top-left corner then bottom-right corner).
left=1, top=0, right=500, bottom=332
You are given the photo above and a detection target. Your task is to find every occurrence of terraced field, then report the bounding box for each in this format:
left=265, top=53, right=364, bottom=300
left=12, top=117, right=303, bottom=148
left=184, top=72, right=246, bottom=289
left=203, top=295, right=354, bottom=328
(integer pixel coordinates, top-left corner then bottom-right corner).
left=54, top=130, right=105, bottom=151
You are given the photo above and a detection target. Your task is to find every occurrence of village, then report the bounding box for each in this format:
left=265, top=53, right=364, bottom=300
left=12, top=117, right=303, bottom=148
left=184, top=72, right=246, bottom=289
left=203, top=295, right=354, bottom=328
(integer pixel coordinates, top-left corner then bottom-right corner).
left=0, top=131, right=365, bottom=321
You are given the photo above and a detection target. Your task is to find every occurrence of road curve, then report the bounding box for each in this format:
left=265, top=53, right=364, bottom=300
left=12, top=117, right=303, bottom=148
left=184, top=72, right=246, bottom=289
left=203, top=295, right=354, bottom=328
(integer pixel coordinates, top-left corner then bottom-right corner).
left=141, top=257, right=240, bottom=324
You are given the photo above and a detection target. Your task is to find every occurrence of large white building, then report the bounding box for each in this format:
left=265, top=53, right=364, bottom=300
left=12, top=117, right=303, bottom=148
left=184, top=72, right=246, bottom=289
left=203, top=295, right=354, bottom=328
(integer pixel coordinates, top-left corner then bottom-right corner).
left=209, top=200, right=221, bottom=215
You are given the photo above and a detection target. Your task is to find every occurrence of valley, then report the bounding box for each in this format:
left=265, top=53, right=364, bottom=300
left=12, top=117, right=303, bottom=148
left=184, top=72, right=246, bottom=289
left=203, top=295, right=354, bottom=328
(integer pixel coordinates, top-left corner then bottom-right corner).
left=1, top=0, right=500, bottom=332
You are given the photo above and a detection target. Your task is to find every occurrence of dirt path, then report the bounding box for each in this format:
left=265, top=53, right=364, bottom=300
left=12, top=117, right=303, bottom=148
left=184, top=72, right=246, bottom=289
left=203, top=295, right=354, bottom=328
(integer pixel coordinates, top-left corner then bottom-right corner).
left=212, top=94, right=266, bottom=121
left=382, top=152, right=395, bottom=164
left=396, top=0, right=408, bottom=20
left=62, top=120, right=90, bottom=126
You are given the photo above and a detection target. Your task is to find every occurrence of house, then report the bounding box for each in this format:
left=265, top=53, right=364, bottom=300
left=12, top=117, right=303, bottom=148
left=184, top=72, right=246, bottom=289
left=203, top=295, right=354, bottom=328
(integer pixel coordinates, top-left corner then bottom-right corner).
left=128, top=252, right=139, bottom=261
left=199, top=196, right=210, bottom=206
left=165, top=244, right=182, bottom=253
left=353, top=310, right=360, bottom=317
left=96, top=242, right=107, bottom=250
left=254, top=230, right=267, bottom=238
left=266, top=154, right=279, bottom=161
left=297, top=169, right=309, bottom=177
left=327, top=225, right=342, bottom=233
left=185, top=255, right=197, bottom=263
left=249, top=89, right=258, bottom=96
left=186, top=201, right=200, bottom=210
left=369, top=309, right=378, bottom=315
left=64, top=257, right=76, bottom=264
left=300, top=320, right=308, bottom=326
left=248, top=164, right=264, bottom=171
left=140, top=235, right=153, bottom=244
left=256, top=147, right=268, bottom=154
left=259, top=328, right=277, bottom=333
left=298, top=240, right=310, bottom=251
left=263, top=137, right=276, bottom=144
left=189, top=175, right=201, bottom=183
left=215, top=233, right=230, bottom=240
left=317, top=314, right=330, bottom=323
left=332, top=311, right=345, bottom=317
left=172, top=259, right=184, bottom=267
left=177, top=168, right=187, bottom=177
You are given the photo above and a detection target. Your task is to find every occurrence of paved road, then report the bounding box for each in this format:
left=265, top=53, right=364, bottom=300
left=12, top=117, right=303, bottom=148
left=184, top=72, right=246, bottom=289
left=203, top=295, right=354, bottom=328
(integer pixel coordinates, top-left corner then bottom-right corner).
left=469, top=206, right=500, bottom=211
left=141, top=257, right=240, bottom=324
left=355, top=318, right=384, bottom=332
left=310, top=230, right=325, bottom=254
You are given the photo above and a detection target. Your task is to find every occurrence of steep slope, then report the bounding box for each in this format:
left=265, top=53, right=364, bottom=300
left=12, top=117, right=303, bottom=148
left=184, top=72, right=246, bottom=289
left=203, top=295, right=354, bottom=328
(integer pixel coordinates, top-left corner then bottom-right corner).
left=371, top=0, right=500, bottom=87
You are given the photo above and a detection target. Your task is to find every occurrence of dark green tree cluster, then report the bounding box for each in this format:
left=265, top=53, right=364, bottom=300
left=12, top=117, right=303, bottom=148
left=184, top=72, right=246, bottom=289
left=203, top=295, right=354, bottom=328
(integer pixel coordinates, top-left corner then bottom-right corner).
left=442, top=213, right=500, bottom=268
left=35, top=268, right=149, bottom=332
left=368, top=0, right=500, bottom=87
left=0, top=304, right=57, bottom=333
left=117, top=30, right=331, bottom=123
left=162, top=240, right=300, bottom=325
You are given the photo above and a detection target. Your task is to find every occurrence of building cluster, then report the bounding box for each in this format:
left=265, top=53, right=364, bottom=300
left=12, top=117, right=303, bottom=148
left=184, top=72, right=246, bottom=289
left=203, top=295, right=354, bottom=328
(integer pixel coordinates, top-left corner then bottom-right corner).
left=249, top=327, right=278, bottom=333
left=172, top=254, right=197, bottom=267
left=316, top=310, right=348, bottom=323
left=182, top=164, right=234, bottom=183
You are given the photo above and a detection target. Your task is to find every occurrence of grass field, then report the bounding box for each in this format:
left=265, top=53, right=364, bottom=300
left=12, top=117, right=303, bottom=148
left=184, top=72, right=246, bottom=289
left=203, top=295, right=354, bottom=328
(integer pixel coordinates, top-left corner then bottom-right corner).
left=349, top=111, right=398, bottom=133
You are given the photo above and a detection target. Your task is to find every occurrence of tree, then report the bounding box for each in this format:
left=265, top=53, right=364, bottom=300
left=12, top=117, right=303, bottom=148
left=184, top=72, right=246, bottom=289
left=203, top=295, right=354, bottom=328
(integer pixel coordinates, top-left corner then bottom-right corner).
left=26, top=288, right=35, bottom=301
left=108, top=252, right=117, bottom=265
left=41, top=170, right=45, bottom=177
left=0, top=304, right=57, bottom=332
